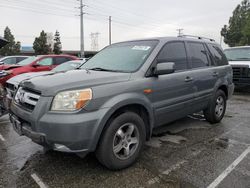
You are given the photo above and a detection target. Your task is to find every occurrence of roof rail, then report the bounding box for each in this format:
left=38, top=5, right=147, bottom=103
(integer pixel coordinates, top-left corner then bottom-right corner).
left=179, top=35, right=215, bottom=42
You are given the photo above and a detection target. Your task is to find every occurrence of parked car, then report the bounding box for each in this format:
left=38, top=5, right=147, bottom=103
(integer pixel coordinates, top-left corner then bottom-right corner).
left=10, top=36, right=234, bottom=170
left=224, top=46, right=250, bottom=88
left=0, top=56, right=29, bottom=69
left=5, top=60, right=85, bottom=103
left=0, top=54, right=78, bottom=87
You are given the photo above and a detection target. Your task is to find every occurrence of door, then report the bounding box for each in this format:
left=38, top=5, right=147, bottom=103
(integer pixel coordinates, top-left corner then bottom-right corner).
left=53, top=57, right=72, bottom=68
left=186, top=42, right=216, bottom=111
left=33, top=57, right=54, bottom=72
left=151, top=41, right=196, bottom=126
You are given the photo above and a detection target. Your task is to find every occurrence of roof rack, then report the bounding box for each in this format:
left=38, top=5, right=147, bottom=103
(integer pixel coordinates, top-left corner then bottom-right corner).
left=178, top=35, right=215, bottom=42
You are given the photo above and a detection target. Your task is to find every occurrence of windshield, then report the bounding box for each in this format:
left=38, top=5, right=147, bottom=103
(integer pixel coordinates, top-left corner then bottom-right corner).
left=224, top=48, right=250, bottom=61
left=0, top=57, right=16, bottom=65
left=18, top=56, right=39, bottom=65
left=53, top=61, right=83, bottom=72
left=81, top=40, right=158, bottom=72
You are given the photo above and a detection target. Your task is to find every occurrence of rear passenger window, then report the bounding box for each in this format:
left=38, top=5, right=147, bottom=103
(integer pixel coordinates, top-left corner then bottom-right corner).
left=207, top=44, right=228, bottom=66
left=16, top=57, right=27, bottom=63
left=37, top=58, right=53, bottom=66
left=54, top=57, right=70, bottom=65
left=188, top=42, right=209, bottom=68
left=157, top=42, right=188, bottom=71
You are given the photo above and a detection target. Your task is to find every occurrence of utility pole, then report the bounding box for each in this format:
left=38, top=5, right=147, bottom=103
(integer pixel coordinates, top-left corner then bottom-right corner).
left=80, top=0, right=84, bottom=57
left=90, top=32, right=100, bottom=51
left=220, top=35, right=223, bottom=45
left=109, top=16, right=112, bottom=45
left=177, top=28, right=184, bottom=37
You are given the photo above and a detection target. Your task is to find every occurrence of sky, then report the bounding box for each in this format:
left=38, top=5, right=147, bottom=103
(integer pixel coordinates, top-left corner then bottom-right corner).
left=0, top=0, right=242, bottom=51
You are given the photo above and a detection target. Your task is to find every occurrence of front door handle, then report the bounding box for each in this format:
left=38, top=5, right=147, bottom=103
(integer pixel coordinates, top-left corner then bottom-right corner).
left=185, top=76, right=193, bottom=82
left=213, top=72, right=219, bottom=77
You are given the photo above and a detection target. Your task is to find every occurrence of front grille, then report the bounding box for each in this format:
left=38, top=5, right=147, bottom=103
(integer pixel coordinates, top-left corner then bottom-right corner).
left=14, top=87, right=40, bottom=111
left=232, top=66, right=249, bottom=78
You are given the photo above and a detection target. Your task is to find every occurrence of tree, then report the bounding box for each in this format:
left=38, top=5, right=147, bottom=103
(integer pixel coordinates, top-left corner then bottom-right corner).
left=221, top=0, right=250, bottom=47
left=53, top=30, right=62, bottom=54
left=33, top=30, right=51, bottom=55
left=242, top=14, right=250, bottom=44
left=0, top=26, right=21, bottom=55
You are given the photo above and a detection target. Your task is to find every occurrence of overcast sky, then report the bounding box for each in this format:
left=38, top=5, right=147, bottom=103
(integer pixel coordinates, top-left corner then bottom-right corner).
left=0, top=0, right=241, bottom=51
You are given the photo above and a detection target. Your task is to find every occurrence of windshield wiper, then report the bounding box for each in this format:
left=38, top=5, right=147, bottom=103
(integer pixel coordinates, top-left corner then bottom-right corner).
left=235, top=58, right=250, bottom=60
left=89, top=67, right=121, bottom=72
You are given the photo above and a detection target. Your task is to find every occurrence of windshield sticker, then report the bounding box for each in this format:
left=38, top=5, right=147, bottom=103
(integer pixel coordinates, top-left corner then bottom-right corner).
left=132, top=46, right=151, bottom=51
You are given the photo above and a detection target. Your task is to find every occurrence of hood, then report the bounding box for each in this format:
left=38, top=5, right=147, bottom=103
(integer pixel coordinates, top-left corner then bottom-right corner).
left=6, top=71, right=52, bottom=88
left=21, top=70, right=131, bottom=96
left=0, top=64, right=22, bottom=70
left=229, top=61, right=250, bottom=68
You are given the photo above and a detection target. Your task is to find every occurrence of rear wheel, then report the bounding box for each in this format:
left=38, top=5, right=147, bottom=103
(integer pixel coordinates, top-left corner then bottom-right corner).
left=204, top=90, right=227, bottom=124
left=96, top=112, right=146, bottom=170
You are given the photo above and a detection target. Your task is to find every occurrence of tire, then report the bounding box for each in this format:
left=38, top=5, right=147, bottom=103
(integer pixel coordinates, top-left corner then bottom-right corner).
left=204, top=89, right=227, bottom=124
left=96, top=112, right=146, bottom=170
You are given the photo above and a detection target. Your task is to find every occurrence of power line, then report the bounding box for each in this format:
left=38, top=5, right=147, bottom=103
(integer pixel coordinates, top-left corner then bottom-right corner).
left=89, top=0, right=177, bottom=27
left=3, top=0, right=77, bottom=13
left=0, top=4, right=77, bottom=18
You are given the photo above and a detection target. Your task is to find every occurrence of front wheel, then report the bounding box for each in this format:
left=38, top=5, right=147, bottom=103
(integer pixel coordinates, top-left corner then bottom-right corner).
left=96, top=112, right=146, bottom=170
left=204, top=90, right=227, bottom=124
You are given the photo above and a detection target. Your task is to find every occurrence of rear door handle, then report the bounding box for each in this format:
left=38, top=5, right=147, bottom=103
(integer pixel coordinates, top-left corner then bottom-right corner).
left=213, top=72, right=219, bottom=77
left=185, top=76, right=193, bottom=82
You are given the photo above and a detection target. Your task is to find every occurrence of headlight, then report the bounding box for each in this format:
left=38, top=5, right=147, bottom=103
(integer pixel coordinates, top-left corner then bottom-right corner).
left=0, top=70, right=13, bottom=77
left=51, top=88, right=92, bottom=111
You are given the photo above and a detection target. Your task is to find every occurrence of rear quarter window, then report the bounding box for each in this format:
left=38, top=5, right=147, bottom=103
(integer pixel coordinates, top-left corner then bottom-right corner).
left=207, top=44, right=228, bottom=66
left=188, top=42, right=209, bottom=69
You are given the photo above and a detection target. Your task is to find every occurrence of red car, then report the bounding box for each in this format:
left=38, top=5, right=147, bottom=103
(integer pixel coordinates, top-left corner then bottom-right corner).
left=0, top=54, right=78, bottom=86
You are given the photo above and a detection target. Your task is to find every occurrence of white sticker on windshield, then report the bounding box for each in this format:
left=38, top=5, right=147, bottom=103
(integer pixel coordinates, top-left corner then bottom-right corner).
left=132, top=46, right=151, bottom=51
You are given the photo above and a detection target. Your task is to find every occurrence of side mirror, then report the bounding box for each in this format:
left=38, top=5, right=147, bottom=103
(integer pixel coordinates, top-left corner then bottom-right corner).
left=32, top=64, right=40, bottom=68
left=0, top=61, right=4, bottom=65
left=154, top=62, right=175, bottom=76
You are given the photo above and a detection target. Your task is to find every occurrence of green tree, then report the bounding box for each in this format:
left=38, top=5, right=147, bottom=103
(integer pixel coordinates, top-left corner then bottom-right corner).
left=53, top=30, right=62, bottom=54
left=242, top=15, right=250, bottom=44
left=221, top=0, right=250, bottom=47
left=0, top=26, right=21, bottom=55
left=33, top=30, right=51, bottom=55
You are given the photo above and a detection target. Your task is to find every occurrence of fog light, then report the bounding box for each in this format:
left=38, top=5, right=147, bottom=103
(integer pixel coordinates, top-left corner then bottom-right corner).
left=54, top=144, right=71, bottom=152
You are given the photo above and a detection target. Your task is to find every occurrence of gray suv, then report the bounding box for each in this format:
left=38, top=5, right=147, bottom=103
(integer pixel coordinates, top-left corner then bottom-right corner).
left=10, top=37, right=234, bottom=170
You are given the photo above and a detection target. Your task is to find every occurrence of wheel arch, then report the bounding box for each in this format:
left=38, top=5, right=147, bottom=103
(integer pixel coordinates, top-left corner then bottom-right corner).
left=217, top=85, right=228, bottom=99
left=90, top=95, right=155, bottom=151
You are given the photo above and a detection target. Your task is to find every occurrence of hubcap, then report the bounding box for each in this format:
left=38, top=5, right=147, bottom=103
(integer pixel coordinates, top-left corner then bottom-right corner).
left=215, top=96, right=224, bottom=118
left=113, top=123, right=139, bottom=160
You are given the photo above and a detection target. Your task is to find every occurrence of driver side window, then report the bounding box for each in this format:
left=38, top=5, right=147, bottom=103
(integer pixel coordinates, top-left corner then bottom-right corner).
left=37, top=58, right=53, bottom=66
left=157, top=42, right=188, bottom=71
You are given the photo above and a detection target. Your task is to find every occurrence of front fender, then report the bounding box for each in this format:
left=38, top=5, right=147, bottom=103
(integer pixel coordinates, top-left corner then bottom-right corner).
left=89, top=92, right=155, bottom=150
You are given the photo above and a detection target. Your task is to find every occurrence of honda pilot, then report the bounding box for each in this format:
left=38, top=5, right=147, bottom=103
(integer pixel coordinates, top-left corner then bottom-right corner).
left=10, top=36, right=234, bottom=170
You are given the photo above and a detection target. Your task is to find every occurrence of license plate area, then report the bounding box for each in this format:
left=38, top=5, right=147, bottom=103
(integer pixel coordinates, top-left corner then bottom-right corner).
left=11, top=115, right=23, bottom=136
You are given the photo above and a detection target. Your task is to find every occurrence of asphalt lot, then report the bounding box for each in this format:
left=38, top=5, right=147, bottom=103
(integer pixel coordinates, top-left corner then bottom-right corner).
left=0, top=92, right=250, bottom=188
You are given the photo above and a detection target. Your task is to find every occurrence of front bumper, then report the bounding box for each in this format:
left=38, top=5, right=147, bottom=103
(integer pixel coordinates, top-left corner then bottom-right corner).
left=233, top=77, right=250, bottom=87
left=228, top=83, right=235, bottom=99
left=10, top=97, right=109, bottom=153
